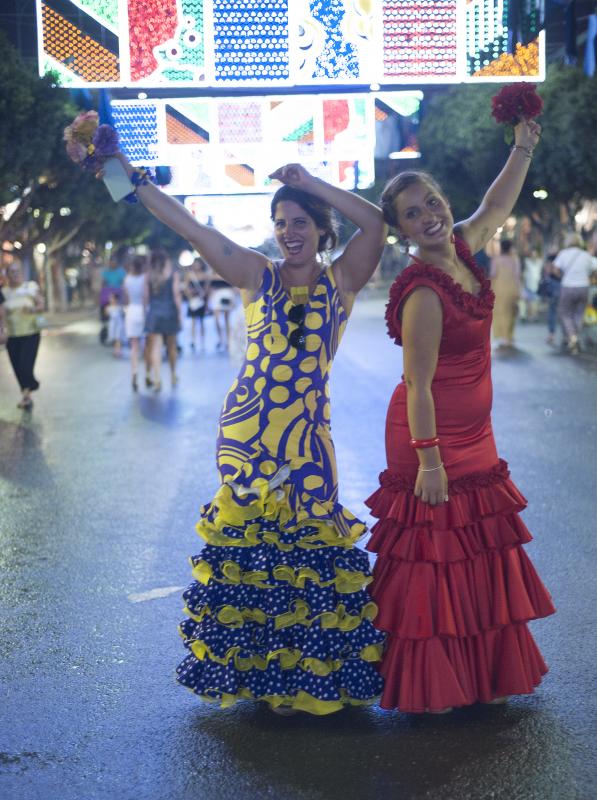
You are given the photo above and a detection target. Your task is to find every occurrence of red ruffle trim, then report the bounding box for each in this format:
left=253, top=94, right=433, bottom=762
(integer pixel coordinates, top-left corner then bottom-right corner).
left=385, top=236, right=494, bottom=344
left=370, top=537, right=555, bottom=639
left=369, top=511, right=532, bottom=565
left=366, top=459, right=555, bottom=710
left=366, top=462, right=527, bottom=532
left=378, top=623, right=548, bottom=712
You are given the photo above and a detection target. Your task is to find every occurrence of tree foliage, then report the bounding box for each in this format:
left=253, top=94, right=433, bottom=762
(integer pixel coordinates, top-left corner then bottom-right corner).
left=417, top=66, right=597, bottom=228
left=0, top=31, right=187, bottom=261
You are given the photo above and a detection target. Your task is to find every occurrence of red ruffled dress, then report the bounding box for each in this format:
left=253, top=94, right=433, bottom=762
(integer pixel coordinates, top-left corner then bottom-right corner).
left=366, top=237, right=555, bottom=712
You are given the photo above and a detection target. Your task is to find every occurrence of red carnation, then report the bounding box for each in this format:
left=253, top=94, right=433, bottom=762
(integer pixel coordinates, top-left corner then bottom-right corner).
left=491, top=82, right=543, bottom=126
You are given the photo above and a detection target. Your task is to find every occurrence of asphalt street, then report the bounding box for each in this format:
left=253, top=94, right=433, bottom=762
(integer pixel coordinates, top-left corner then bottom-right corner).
left=1, top=295, right=596, bottom=800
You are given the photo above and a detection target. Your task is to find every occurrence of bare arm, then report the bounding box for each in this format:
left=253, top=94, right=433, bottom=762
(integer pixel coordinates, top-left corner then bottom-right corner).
left=269, top=164, right=386, bottom=301
left=0, top=303, right=6, bottom=344
left=172, top=271, right=182, bottom=316
left=458, top=119, right=541, bottom=253
left=112, top=154, right=267, bottom=291
left=401, top=287, right=448, bottom=506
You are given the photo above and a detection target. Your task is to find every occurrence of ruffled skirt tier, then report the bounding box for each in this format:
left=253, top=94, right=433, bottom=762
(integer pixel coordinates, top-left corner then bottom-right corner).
left=366, top=459, right=555, bottom=712
left=177, top=455, right=385, bottom=714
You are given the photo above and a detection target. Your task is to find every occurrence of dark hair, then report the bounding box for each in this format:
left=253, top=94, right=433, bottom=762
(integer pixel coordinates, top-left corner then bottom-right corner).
left=500, top=240, right=513, bottom=255
left=131, top=255, right=147, bottom=275
left=380, top=171, right=447, bottom=228
left=270, top=185, right=338, bottom=253
left=148, top=249, right=170, bottom=292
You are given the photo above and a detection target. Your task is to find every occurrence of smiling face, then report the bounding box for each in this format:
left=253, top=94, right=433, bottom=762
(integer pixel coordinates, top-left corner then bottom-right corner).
left=273, top=200, right=323, bottom=265
left=393, top=180, right=454, bottom=250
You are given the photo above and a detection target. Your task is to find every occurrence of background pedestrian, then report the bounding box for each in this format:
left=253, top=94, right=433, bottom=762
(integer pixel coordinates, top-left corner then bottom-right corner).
left=540, top=253, right=562, bottom=346
left=555, top=232, right=597, bottom=354
left=123, top=254, right=147, bottom=390
left=490, top=239, right=522, bottom=348
left=209, top=273, right=235, bottom=351
left=1, top=261, right=45, bottom=410
left=183, top=257, right=210, bottom=352
left=144, top=250, right=181, bottom=391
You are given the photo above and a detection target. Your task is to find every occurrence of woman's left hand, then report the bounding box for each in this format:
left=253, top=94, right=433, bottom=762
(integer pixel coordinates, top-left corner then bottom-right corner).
left=268, top=163, right=315, bottom=190
left=514, top=118, right=541, bottom=150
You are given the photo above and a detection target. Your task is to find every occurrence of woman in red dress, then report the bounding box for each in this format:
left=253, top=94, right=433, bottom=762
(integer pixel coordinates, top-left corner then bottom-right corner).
left=367, top=118, right=555, bottom=713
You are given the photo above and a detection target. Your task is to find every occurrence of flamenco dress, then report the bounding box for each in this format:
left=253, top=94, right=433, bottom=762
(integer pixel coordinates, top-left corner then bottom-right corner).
left=366, top=237, right=555, bottom=712
left=176, top=262, right=385, bottom=713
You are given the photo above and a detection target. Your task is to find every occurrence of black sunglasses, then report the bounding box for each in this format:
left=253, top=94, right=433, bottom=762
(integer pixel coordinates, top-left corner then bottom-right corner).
left=288, top=303, right=306, bottom=350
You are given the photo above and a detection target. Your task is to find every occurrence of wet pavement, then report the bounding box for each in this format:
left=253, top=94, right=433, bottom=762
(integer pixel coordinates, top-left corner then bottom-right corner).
left=1, top=296, right=595, bottom=800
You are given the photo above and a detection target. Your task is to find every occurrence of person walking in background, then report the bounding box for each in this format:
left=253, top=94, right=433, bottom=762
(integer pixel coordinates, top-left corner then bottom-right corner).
left=541, top=253, right=562, bottom=346
left=521, top=248, right=542, bottom=322
left=144, top=250, right=182, bottom=391
left=106, top=292, right=125, bottom=358
left=1, top=262, right=45, bottom=410
left=490, top=239, right=522, bottom=348
left=184, top=257, right=210, bottom=352
left=368, top=117, right=554, bottom=714
left=123, top=255, right=147, bottom=391
left=209, top=273, right=236, bottom=351
left=555, top=233, right=597, bottom=354
left=100, top=254, right=127, bottom=307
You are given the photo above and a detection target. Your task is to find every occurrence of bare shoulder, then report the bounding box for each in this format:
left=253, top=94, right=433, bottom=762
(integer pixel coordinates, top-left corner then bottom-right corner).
left=402, top=284, right=443, bottom=318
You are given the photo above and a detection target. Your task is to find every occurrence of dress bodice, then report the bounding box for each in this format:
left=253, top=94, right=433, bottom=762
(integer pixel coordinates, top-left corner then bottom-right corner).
left=214, top=260, right=359, bottom=538
left=385, top=236, right=494, bottom=359
left=384, top=237, right=498, bottom=476
left=219, top=261, right=347, bottom=464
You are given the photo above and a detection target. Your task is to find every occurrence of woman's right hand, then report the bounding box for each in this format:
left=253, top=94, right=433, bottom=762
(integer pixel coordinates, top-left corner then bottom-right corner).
left=268, top=163, right=315, bottom=191
left=414, top=465, right=449, bottom=506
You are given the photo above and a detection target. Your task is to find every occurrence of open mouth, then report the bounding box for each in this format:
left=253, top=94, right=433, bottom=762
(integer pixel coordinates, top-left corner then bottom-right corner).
left=424, top=221, right=444, bottom=236
left=285, top=240, right=303, bottom=255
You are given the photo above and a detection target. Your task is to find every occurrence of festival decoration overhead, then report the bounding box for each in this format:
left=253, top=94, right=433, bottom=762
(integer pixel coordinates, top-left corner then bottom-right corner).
left=36, top=0, right=544, bottom=87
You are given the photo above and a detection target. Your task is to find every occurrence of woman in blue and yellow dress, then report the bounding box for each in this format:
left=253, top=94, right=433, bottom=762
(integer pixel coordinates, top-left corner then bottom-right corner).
left=115, top=155, right=387, bottom=713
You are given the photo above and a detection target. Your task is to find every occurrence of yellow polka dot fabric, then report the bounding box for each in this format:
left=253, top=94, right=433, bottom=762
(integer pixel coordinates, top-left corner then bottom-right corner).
left=202, top=261, right=364, bottom=541
left=177, top=262, right=386, bottom=713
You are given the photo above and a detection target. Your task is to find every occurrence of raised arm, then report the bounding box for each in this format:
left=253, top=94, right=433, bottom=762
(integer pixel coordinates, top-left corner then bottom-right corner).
left=112, top=153, right=267, bottom=291
left=401, top=287, right=448, bottom=506
left=269, top=164, right=386, bottom=297
left=458, top=119, right=541, bottom=254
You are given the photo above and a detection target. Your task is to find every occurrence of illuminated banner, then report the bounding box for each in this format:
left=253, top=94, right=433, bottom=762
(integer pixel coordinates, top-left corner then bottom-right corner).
left=37, top=0, right=544, bottom=86
left=110, top=91, right=422, bottom=194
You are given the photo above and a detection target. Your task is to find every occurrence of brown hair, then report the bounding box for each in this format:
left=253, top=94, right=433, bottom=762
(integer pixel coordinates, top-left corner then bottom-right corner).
left=148, top=249, right=170, bottom=292
left=271, top=185, right=338, bottom=253
left=130, top=255, right=147, bottom=275
left=380, top=171, right=447, bottom=229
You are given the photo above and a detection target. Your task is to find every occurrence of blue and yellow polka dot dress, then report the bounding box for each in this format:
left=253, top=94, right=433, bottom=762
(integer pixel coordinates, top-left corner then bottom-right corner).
left=176, top=262, right=385, bottom=714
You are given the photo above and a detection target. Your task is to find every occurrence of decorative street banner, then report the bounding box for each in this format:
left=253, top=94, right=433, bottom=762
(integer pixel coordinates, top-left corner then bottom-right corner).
left=109, top=91, right=422, bottom=194
left=37, top=0, right=545, bottom=86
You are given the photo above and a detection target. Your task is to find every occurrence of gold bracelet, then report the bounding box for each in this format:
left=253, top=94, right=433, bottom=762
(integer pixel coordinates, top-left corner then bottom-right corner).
left=418, top=462, right=444, bottom=472
left=511, top=144, right=534, bottom=160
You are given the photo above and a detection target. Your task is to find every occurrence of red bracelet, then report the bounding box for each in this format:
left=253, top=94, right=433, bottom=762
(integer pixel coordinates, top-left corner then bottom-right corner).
left=409, top=437, right=440, bottom=449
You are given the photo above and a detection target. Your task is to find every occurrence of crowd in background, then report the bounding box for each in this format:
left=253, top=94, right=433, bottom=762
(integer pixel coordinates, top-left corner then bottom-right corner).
left=485, top=232, right=597, bottom=354
left=1, top=228, right=597, bottom=410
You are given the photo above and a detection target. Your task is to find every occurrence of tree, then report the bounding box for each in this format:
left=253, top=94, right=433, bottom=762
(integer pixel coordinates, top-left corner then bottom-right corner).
left=416, top=67, right=597, bottom=247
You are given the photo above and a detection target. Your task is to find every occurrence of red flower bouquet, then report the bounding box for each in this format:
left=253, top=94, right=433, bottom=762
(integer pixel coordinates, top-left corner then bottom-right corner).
left=491, top=83, right=543, bottom=143
left=63, top=111, right=119, bottom=172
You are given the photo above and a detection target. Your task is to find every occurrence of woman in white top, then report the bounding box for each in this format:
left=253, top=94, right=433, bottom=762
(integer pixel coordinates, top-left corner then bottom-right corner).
left=1, top=262, right=45, bottom=409
left=555, top=233, right=597, bottom=354
left=123, top=255, right=147, bottom=391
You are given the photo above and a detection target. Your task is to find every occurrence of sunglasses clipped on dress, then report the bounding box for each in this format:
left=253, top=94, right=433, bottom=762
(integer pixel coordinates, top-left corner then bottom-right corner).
left=288, top=303, right=307, bottom=350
